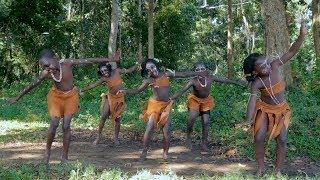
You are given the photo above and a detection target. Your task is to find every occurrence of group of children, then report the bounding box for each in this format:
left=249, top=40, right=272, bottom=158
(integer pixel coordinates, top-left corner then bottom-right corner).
left=8, top=20, right=306, bottom=175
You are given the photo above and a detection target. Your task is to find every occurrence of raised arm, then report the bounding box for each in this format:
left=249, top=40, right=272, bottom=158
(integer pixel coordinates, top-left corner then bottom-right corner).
left=81, top=78, right=105, bottom=93
left=64, top=49, right=121, bottom=65
left=171, top=80, right=193, bottom=100
left=272, top=19, right=307, bottom=67
left=119, top=64, right=140, bottom=74
left=165, top=69, right=207, bottom=78
left=210, top=75, right=246, bottom=86
left=124, top=79, right=150, bottom=95
left=8, top=70, right=48, bottom=104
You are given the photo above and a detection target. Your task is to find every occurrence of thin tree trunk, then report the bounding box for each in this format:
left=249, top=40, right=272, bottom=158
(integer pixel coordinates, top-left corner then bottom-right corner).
left=227, top=0, right=234, bottom=78
left=108, top=0, right=120, bottom=67
left=261, top=0, right=292, bottom=85
left=312, top=0, right=320, bottom=58
left=137, top=0, right=143, bottom=62
left=146, top=0, right=154, bottom=59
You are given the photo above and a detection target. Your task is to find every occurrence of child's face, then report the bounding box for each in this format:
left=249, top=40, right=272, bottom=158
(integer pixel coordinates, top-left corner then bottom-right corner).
left=254, top=56, right=271, bottom=76
left=146, top=62, right=158, bottom=77
left=39, top=57, right=59, bottom=72
left=194, top=64, right=207, bottom=73
left=100, top=66, right=110, bottom=77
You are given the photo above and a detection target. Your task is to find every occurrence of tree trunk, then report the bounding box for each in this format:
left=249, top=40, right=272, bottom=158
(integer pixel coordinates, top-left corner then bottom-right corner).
left=137, top=0, right=143, bottom=62
left=227, top=0, right=234, bottom=78
left=312, top=0, right=320, bottom=58
left=261, top=0, right=292, bottom=85
left=108, top=0, right=120, bottom=67
left=146, top=0, right=154, bottom=59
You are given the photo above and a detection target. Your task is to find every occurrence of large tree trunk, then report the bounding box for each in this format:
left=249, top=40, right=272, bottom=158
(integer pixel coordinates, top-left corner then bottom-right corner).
left=312, top=0, right=320, bottom=58
left=261, top=0, right=292, bottom=85
left=227, top=0, right=234, bottom=78
left=137, top=0, right=143, bottom=62
left=146, top=0, right=155, bottom=59
left=108, top=0, right=120, bottom=67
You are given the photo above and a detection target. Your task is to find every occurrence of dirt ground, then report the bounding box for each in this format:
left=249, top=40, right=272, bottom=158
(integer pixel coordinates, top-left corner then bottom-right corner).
left=1, top=129, right=319, bottom=177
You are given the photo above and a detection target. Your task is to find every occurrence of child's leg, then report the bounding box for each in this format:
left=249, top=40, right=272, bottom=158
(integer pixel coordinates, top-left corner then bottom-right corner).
left=200, top=111, right=210, bottom=151
left=186, top=110, right=199, bottom=147
left=275, top=122, right=288, bottom=173
left=114, top=117, right=121, bottom=145
left=254, top=111, right=268, bottom=175
left=93, top=100, right=110, bottom=145
left=61, top=114, right=73, bottom=162
left=162, top=117, right=171, bottom=160
left=44, top=117, right=60, bottom=164
left=140, top=117, right=155, bottom=160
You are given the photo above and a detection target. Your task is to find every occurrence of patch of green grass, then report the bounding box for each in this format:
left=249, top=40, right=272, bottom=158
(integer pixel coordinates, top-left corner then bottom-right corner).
left=0, top=162, right=318, bottom=180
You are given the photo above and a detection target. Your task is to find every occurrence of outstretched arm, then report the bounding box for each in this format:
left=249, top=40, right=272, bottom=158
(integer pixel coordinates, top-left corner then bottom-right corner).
left=81, top=78, right=105, bottom=93
left=64, top=49, right=121, bottom=65
left=8, top=70, right=48, bottom=104
left=210, top=75, right=246, bottom=86
left=171, top=80, right=193, bottom=100
left=124, top=79, right=150, bottom=95
left=272, top=19, right=307, bottom=67
left=165, top=69, right=207, bottom=78
left=119, top=64, right=140, bottom=74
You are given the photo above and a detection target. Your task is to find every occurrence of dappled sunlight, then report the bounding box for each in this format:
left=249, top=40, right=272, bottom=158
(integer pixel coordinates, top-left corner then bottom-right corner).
left=0, top=120, right=48, bottom=135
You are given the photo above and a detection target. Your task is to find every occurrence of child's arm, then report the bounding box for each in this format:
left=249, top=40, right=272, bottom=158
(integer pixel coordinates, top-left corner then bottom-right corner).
left=80, top=78, right=105, bottom=93
left=210, top=75, right=246, bottom=86
left=118, top=64, right=140, bottom=74
left=64, top=49, right=120, bottom=65
left=123, top=79, right=150, bottom=95
left=243, top=82, right=259, bottom=125
left=165, top=69, right=207, bottom=78
left=171, top=80, right=193, bottom=100
left=8, top=70, right=49, bottom=104
left=272, top=19, right=307, bottom=67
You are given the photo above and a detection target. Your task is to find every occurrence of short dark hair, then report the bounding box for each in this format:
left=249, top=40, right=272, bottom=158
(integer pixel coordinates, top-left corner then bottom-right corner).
left=141, top=58, right=158, bottom=77
left=243, top=53, right=263, bottom=82
left=97, top=62, right=112, bottom=77
left=39, top=49, right=55, bottom=60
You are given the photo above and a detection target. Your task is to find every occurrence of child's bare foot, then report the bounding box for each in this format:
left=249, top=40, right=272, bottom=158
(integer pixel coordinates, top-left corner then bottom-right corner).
left=200, top=142, right=209, bottom=152
left=43, top=150, right=50, bottom=165
left=92, top=135, right=101, bottom=146
left=256, top=168, right=265, bottom=177
left=186, top=138, right=192, bottom=150
left=140, top=150, right=147, bottom=161
left=162, top=152, right=169, bottom=161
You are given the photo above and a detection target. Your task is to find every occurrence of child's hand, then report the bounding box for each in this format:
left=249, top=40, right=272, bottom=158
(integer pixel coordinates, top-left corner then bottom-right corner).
left=300, top=18, right=307, bottom=36
left=78, top=89, right=84, bottom=96
left=113, top=49, right=121, bottom=62
left=8, top=97, right=18, bottom=104
left=117, top=90, right=125, bottom=95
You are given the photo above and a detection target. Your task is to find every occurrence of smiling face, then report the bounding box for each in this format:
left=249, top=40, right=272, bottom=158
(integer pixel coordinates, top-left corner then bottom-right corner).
left=254, top=56, right=271, bottom=76
left=100, top=65, right=111, bottom=77
left=146, top=62, right=158, bottom=77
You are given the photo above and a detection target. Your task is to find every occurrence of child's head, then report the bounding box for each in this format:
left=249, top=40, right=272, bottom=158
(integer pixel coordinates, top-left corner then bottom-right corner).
left=243, top=53, right=271, bottom=82
left=39, top=49, right=59, bottom=72
left=141, top=58, right=159, bottom=77
left=193, top=62, right=208, bottom=73
left=98, top=62, right=112, bottom=77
